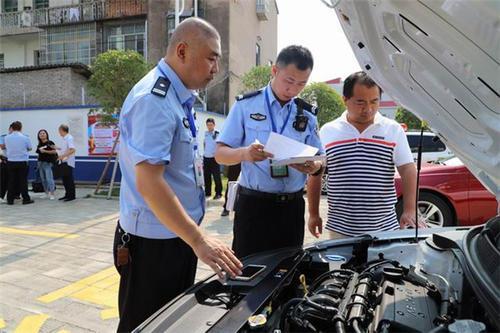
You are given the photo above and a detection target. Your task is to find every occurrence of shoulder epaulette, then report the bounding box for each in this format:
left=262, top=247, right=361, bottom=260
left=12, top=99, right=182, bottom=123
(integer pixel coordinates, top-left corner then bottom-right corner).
left=151, top=77, right=171, bottom=97
left=235, top=89, right=262, bottom=101
left=294, top=97, right=319, bottom=116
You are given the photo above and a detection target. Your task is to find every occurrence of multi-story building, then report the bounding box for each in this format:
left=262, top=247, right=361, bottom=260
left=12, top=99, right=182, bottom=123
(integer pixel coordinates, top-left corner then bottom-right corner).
left=0, top=0, right=278, bottom=182
left=0, top=0, right=278, bottom=113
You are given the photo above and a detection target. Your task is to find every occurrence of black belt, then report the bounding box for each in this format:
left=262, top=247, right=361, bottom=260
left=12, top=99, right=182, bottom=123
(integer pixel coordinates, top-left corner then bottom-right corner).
left=238, top=186, right=303, bottom=202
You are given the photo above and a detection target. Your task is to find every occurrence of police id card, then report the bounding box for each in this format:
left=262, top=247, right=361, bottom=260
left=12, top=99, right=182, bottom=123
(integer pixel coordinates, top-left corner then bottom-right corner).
left=270, top=160, right=289, bottom=178
left=194, top=153, right=205, bottom=187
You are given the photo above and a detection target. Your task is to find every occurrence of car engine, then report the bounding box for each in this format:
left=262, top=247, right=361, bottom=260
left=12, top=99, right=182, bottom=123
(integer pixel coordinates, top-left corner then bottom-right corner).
left=136, top=219, right=499, bottom=333
left=237, top=234, right=495, bottom=333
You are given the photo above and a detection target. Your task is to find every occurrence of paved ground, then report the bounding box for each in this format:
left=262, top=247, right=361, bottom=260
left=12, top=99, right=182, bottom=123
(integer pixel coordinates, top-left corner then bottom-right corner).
left=0, top=187, right=329, bottom=333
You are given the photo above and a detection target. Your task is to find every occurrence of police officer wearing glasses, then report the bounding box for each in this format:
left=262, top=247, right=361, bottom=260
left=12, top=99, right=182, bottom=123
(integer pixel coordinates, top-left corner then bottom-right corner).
left=114, top=18, right=242, bottom=332
left=215, top=45, right=324, bottom=258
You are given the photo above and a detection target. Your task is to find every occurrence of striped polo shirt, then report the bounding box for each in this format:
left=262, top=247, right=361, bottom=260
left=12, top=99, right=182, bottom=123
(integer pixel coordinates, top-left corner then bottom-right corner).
left=320, top=111, right=413, bottom=236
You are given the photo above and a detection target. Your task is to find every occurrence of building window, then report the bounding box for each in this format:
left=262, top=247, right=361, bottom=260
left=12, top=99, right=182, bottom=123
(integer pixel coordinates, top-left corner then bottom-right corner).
left=255, top=43, right=261, bottom=66
left=34, top=50, right=41, bottom=66
left=40, top=23, right=97, bottom=65
left=3, top=0, right=17, bottom=12
left=34, top=0, right=49, bottom=9
left=0, top=54, right=4, bottom=68
left=106, top=23, right=145, bottom=56
left=166, top=11, right=192, bottom=44
left=255, top=44, right=261, bottom=66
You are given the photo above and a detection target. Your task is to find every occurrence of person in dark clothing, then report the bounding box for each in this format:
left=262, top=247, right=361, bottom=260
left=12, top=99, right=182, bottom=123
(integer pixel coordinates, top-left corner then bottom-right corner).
left=36, top=129, right=58, bottom=200
left=0, top=154, right=7, bottom=202
left=4, top=121, right=34, bottom=205
left=203, top=118, right=223, bottom=199
left=57, top=124, right=76, bottom=202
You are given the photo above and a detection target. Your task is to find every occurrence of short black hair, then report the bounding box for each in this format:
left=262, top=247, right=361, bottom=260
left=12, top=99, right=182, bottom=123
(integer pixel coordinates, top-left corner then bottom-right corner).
left=343, top=71, right=382, bottom=98
left=276, top=45, right=314, bottom=71
left=59, top=124, right=69, bottom=133
left=10, top=121, right=22, bottom=131
left=206, top=118, right=215, bottom=124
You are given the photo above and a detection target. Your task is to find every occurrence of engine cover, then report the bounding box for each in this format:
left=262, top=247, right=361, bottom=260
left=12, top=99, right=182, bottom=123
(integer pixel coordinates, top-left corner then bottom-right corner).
left=370, top=279, right=439, bottom=333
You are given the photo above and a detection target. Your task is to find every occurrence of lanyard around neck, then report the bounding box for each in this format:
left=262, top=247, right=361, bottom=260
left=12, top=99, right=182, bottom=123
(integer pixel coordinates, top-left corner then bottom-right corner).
left=264, top=88, right=292, bottom=135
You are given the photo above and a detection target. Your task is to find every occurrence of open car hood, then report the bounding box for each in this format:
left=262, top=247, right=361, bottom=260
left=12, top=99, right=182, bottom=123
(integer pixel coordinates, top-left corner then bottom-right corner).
left=327, top=0, right=499, bottom=198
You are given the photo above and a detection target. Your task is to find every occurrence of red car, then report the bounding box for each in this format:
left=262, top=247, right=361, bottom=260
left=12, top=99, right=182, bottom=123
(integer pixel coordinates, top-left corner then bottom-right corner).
left=395, top=157, right=497, bottom=227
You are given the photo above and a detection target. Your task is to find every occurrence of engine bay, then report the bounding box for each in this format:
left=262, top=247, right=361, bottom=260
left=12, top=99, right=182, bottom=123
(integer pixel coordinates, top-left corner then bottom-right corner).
left=137, top=221, right=500, bottom=333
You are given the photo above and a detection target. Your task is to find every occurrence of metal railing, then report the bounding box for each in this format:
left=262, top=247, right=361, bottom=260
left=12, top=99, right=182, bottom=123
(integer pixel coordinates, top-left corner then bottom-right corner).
left=0, top=0, right=147, bottom=35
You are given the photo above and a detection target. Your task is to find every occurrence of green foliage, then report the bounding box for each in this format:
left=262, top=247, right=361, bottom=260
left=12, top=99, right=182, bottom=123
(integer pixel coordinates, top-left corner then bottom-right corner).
left=394, top=107, right=428, bottom=130
left=87, top=50, right=150, bottom=123
left=240, top=65, right=272, bottom=93
left=299, top=82, right=345, bottom=127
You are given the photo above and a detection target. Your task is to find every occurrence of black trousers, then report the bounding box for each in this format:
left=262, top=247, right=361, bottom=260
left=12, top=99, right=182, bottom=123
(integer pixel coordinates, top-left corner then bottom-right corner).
left=6, top=161, right=31, bottom=203
left=232, top=193, right=305, bottom=258
left=0, top=161, right=8, bottom=199
left=223, top=164, right=241, bottom=210
left=113, top=223, right=197, bottom=332
left=60, top=163, right=75, bottom=199
left=203, top=157, right=222, bottom=196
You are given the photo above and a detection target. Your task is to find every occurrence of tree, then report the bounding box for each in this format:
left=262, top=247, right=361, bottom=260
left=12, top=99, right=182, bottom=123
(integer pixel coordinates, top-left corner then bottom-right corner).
left=394, top=107, right=428, bottom=130
left=240, top=65, right=272, bottom=93
left=87, top=50, right=150, bottom=123
left=299, top=82, right=344, bottom=127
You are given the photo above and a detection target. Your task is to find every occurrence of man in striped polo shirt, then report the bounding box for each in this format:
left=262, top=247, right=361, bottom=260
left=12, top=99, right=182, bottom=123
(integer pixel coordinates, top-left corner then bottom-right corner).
left=307, top=71, right=424, bottom=239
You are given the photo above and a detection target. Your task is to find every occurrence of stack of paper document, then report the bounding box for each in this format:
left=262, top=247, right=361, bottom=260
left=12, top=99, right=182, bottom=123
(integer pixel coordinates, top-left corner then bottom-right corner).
left=264, top=132, right=326, bottom=166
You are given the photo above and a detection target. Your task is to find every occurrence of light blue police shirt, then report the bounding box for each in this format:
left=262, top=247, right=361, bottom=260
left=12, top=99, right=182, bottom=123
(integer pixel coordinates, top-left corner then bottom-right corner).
left=119, top=59, right=205, bottom=239
left=4, top=132, right=32, bottom=162
left=203, top=130, right=218, bottom=158
left=217, top=84, right=324, bottom=193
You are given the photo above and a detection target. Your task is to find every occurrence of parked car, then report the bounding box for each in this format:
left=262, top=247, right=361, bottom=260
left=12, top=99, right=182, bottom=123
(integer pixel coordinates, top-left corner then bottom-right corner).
left=135, top=1, right=499, bottom=332
left=395, top=156, right=497, bottom=227
left=405, top=131, right=453, bottom=163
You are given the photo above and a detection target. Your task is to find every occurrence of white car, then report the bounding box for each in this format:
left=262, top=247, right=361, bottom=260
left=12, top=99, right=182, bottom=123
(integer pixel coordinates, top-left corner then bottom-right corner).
left=406, top=131, right=454, bottom=163
left=137, top=1, right=500, bottom=332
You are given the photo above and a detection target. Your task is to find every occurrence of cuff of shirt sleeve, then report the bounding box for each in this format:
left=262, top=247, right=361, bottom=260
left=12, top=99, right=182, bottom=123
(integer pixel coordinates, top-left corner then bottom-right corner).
left=395, top=158, right=415, bottom=167
left=129, top=146, right=170, bottom=166
left=215, top=140, right=237, bottom=148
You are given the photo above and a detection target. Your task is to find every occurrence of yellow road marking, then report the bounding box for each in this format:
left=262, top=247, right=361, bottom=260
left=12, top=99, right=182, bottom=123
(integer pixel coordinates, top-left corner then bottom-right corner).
left=72, top=287, right=117, bottom=308
left=0, top=318, right=5, bottom=329
left=38, top=266, right=116, bottom=303
left=100, top=307, right=119, bottom=320
left=93, top=274, right=119, bottom=289
left=14, top=314, right=49, bottom=333
left=38, top=266, right=119, bottom=320
left=0, top=227, right=79, bottom=239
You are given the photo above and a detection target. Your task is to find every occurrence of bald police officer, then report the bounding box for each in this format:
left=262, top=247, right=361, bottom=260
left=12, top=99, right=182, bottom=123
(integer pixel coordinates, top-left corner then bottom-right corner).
left=215, top=45, right=324, bottom=258
left=114, top=18, right=242, bottom=332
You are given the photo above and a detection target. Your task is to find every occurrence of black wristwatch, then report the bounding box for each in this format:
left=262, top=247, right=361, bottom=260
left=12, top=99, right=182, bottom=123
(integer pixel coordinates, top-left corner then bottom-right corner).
left=310, top=163, right=324, bottom=176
